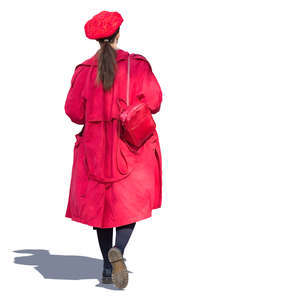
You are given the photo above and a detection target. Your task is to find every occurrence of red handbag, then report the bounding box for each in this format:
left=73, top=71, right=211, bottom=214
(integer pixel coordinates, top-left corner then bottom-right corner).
left=117, top=53, right=156, bottom=149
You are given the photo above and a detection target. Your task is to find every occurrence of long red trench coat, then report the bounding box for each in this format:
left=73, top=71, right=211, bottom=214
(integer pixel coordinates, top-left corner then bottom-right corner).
left=64, top=48, right=163, bottom=228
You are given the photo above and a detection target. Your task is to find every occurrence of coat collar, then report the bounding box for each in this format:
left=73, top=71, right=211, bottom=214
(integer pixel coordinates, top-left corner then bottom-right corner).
left=80, top=48, right=130, bottom=67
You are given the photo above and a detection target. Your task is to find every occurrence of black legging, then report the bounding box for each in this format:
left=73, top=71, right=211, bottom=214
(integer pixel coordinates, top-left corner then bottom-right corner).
left=95, top=222, right=136, bottom=269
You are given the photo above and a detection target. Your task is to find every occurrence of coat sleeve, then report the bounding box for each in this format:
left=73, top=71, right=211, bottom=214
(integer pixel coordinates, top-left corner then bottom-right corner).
left=64, top=65, right=88, bottom=124
left=136, top=59, right=163, bottom=114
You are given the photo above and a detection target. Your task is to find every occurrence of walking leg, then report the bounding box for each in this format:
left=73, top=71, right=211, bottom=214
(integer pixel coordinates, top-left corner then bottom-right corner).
left=107, top=222, right=136, bottom=288
left=96, top=227, right=113, bottom=269
left=115, top=222, right=136, bottom=255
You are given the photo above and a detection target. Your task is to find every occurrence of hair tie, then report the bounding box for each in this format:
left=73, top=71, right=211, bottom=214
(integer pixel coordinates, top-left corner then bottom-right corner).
left=104, top=39, right=109, bottom=42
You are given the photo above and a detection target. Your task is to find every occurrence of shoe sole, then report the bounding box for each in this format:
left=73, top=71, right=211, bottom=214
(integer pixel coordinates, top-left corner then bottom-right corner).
left=108, top=247, right=128, bottom=289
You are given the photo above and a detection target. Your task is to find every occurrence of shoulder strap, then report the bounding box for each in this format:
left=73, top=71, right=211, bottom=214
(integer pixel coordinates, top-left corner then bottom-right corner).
left=126, top=53, right=131, bottom=106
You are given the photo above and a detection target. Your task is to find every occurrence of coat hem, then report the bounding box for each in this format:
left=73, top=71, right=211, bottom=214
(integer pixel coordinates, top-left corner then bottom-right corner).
left=65, top=210, right=155, bottom=229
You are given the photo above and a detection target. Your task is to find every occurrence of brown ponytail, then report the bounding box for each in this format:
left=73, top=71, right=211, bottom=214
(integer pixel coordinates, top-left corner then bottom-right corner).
left=95, top=27, right=120, bottom=91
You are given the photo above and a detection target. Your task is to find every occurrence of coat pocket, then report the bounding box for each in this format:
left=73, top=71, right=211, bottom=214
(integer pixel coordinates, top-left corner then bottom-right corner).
left=72, top=132, right=89, bottom=198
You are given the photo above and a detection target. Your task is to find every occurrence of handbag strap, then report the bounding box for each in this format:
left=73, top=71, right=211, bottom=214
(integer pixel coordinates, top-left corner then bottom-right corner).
left=126, top=53, right=131, bottom=106
left=116, top=53, right=130, bottom=111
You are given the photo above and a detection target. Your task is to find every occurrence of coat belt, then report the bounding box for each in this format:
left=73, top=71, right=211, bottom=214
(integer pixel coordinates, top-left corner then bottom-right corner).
left=86, top=117, right=136, bottom=185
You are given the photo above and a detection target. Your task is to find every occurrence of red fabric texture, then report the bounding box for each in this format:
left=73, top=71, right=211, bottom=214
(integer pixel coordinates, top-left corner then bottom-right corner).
left=84, top=11, right=123, bottom=40
left=64, top=49, right=163, bottom=228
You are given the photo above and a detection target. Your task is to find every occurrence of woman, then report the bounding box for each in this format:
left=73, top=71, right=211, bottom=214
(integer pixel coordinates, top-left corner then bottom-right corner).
left=64, top=11, right=163, bottom=289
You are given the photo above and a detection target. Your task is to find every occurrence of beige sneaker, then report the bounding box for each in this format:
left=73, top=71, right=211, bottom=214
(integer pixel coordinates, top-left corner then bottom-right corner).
left=108, top=247, right=128, bottom=289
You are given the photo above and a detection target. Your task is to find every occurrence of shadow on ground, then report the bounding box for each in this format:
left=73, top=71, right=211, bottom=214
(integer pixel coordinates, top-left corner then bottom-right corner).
left=13, top=249, right=132, bottom=290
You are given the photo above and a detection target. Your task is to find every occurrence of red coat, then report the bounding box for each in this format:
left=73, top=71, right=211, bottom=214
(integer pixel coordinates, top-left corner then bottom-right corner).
left=64, top=48, right=163, bottom=228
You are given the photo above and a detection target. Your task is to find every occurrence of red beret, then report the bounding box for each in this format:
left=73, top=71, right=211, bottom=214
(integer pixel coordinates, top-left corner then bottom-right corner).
left=84, top=11, right=124, bottom=40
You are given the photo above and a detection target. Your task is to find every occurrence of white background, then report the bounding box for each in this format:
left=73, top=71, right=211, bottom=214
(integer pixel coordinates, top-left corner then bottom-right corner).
left=1, top=0, right=300, bottom=299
